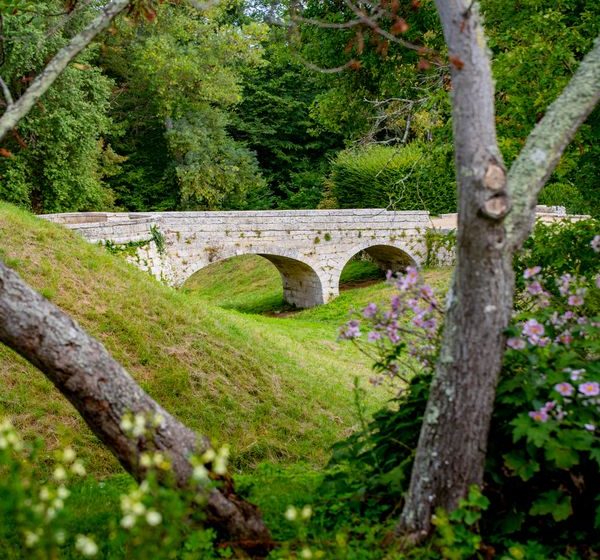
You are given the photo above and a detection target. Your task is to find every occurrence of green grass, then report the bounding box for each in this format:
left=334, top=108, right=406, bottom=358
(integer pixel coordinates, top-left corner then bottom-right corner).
left=0, top=203, right=451, bottom=478
left=0, top=204, right=400, bottom=475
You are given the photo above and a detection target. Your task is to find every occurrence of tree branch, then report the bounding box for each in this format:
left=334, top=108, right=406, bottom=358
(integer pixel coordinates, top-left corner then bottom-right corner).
left=0, top=260, right=272, bottom=553
left=0, top=0, right=131, bottom=142
left=0, top=75, right=13, bottom=107
left=506, top=36, right=600, bottom=248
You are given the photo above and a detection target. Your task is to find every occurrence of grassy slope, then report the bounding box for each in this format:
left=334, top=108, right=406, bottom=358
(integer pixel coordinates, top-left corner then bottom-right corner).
left=0, top=204, right=398, bottom=474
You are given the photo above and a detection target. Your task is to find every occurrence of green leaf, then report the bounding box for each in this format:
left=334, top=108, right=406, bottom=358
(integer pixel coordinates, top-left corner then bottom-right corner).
left=503, top=451, right=540, bottom=481
left=529, top=490, right=572, bottom=522
left=544, top=443, right=579, bottom=469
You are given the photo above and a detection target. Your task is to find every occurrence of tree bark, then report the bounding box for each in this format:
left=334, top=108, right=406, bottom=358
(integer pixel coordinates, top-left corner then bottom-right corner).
left=397, top=3, right=600, bottom=541
left=0, top=261, right=272, bottom=555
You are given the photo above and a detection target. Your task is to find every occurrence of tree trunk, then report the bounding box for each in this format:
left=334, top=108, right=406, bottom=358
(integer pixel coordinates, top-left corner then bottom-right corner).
left=398, top=2, right=600, bottom=541
left=0, top=261, right=272, bottom=555
left=397, top=0, right=512, bottom=540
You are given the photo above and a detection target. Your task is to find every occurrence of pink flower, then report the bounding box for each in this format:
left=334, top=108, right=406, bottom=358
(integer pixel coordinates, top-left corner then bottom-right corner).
left=529, top=409, right=549, bottom=422
left=522, top=319, right=544, bottom=338
left=591, top=235, right=600, bottom=253
left=567, top=368, right=585, bottom=382
left=397, top=267, right=419, bottom=291
left=367, top=331, right=382, bottom=342
left=568, top=294, right=584, bottom=306
left=340, top=320, right=361, bottom=340
left=557, top=331, right=573, bottom=345
left=507, top=337, right=526, bottom=350
left=559, top=274, right=572, bottom=296
left=527, top=281, right=544, bottom=296
left=584, top=424, right=596, bottom=432
left=362, top=303, right=378, bottom=319
left=554, top=382, right=575, bottom=397
left=578, top=382, right=600, bottom=397
left=523, top=266, right=542, bottom=279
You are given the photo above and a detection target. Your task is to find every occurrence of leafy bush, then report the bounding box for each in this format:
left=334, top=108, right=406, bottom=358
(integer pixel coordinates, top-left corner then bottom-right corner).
left=330, top=229, right=600, bottom=557
left=324, top=143, right=456, bottom=215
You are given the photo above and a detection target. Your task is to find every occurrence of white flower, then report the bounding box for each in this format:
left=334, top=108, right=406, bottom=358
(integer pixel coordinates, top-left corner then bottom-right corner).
left=140, top=453, right=152, bottom=468
left=146, top=510, right=162, bottom=526
left=152, top=413, right=165, bottom=427
left=193, top=465, right=209, bottom=482
left=75, top=535, right=98, bottom=557
left=53, top=466, right=67, bottom=482
left=119, top=415, right=133, bottom=432
left=52, top=498, right=64, bottom=510
left=213, top=457, right=227, bottom=475
left=132, top=414, right=147, bottom=437
left=284, top=506, right=297, bottom=521
left=120, top=514, right=136, bottom=529
left=131, top=501, right=146, bottom=516
left=300, top=547, right=313, bottom=559
left=201, top=448, right=216, bottom=463
left=301, top=505, right=312, bottom=520
left=62, top=447, right=76, bottom=463
left=57, top=486, right=70, bottom=500
left=71, top=461, right=86, bottom=477
left=24, top=530, right=40, bottom=547
left=39, top=486, right=51, bottom=501
left=0, top=437, right=7, bottom=449
left=54, top=530, right=66, bottom=545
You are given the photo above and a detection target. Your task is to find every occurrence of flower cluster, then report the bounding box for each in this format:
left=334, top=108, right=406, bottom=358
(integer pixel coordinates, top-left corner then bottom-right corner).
left=506, top=266, right=599, bottom=436
left=0, top=418, right=23, bottom=452
left=120, top=411, right=165, bottom=439
left=192, top=445, right=230, bottom=483
left=339, top=267, right=442, bottom=385
left=120, top=481, right=163, bottom=530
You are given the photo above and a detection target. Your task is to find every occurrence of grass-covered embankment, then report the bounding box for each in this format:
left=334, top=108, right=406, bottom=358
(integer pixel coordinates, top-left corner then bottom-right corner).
left=0, top=203, right=398, bottom=474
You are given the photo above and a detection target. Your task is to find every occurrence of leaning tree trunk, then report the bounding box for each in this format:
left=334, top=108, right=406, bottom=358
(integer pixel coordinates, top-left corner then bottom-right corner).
left=0, top=261, right=272, bottom=555
left=397, top=1, right=600, bottom=541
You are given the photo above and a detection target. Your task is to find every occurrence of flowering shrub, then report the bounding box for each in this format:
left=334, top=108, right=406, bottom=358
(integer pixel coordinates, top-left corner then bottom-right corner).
left=0, top=414, right=232, bottom=559
left=332, top=231, right=599, bottom=556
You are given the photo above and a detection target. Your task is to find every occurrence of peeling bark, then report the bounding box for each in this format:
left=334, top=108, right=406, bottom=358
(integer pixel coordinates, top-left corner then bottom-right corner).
left=0, top=261, right=272, bottom=555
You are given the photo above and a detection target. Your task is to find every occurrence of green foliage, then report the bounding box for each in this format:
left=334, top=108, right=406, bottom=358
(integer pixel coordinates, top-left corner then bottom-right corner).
left=0, top=417, right=232, bottom=559
left=329, top=226, right=600, bottom=557
left=484, top=0, right=600, bottom=216
left=514, top=219, right=600, bottom=289
left=229, top=27, right=343, bottom=208
left=326, top=143, right=455, bottom=214
left=102, top=2, right=270, bottom=210
left=0, top=2, right=117, bottom=212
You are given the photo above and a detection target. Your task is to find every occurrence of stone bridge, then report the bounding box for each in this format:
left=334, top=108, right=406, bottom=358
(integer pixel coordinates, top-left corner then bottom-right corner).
left=43, top=209, right=433, bottom=308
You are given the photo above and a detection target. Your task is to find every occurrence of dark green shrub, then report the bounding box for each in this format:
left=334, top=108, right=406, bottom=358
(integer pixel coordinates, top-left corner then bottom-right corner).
left=325, top=143, right=456, bottom=215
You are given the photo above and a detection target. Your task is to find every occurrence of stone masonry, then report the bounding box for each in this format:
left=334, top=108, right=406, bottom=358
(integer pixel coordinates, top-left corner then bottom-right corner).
left=42, top=209, right=431, bottom=308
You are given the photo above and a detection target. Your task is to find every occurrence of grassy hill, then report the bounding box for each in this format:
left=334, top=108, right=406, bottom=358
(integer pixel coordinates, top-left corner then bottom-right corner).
left=0, top=204, right=397, bottom=475
left=0, top=203, right=451, bottom=478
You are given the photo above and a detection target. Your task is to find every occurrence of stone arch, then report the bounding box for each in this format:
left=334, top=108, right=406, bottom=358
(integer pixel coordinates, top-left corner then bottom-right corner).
left=179, top=250, right=326, bottom=309
left=336, top=243, right=418, bottom=292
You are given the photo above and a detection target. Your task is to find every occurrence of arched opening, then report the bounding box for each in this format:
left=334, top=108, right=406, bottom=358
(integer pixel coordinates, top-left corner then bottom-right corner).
left=339, top=244, right=417, bottom=291
left=182, top=253, right=324, bottom=312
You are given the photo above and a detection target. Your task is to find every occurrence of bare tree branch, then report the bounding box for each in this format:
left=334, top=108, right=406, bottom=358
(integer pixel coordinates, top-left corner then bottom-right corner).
left=0, top=259, right=272, bottom=553
left=0, top=0, right=131, bottom=142
left=507, top=36, right=600, bottom=248
left=0, top=75, right=13, bottom=107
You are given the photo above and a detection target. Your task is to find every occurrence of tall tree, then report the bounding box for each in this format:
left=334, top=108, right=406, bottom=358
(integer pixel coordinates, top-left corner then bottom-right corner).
left=396, top=1, right=600, bottom=541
